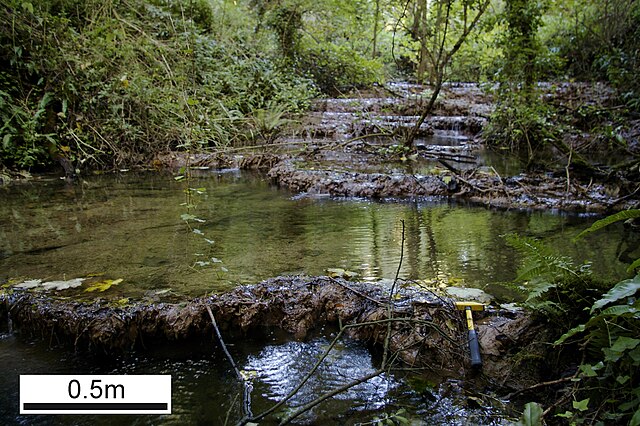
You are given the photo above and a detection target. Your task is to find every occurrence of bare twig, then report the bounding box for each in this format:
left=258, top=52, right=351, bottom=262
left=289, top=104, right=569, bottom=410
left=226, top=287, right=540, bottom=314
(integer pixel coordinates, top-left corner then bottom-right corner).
left=505, top=375, right=577, bottom=400
left=324, top=277, right=386, bottom=306
left=205, top=304, right=253, bottom=422
left=383, top=219, right=405, bottom=368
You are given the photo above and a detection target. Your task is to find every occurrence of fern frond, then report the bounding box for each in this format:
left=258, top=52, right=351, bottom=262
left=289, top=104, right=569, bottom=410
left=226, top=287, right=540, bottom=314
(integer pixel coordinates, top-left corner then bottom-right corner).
left=525, top=280, right=556, bottom=302
left=574, top=209, right=640, bottom=241
left=506, top=233, right=554, bottom=259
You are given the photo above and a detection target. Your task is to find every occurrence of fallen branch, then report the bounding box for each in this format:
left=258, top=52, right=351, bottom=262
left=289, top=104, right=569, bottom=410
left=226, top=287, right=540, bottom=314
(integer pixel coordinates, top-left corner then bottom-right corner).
left=505, top=375, right=577, bottom=400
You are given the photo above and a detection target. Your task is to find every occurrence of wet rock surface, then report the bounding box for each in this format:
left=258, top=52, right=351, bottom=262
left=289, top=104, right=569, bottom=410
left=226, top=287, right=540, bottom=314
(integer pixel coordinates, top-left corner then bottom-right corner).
left=262, top=82, right=638, bottom=212
left=1, top=276, right=543, bottom=391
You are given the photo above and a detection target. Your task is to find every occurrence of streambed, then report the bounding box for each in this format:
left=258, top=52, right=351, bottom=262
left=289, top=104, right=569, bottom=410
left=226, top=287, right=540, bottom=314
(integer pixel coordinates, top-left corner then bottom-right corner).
left=0, top=170, right=636, bottom=424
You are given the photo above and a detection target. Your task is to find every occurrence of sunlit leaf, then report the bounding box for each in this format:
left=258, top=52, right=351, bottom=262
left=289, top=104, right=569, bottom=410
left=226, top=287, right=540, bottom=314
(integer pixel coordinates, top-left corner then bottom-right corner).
left=84, top=278, right=123, bottom=292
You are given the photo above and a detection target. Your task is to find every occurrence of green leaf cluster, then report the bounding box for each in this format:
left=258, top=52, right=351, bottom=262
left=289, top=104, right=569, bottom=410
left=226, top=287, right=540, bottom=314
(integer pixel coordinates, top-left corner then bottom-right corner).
left=511, top=209, right=640, bottom=424
left=0, top=0, right=316, bottom=171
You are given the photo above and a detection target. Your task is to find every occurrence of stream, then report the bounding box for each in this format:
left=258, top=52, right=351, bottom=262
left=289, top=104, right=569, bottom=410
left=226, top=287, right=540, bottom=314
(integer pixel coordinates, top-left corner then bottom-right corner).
left=0, top=170, right=635, bottom=424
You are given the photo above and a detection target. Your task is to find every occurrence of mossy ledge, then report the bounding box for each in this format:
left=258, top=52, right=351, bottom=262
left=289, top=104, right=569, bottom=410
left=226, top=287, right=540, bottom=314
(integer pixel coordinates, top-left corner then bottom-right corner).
left=0, top=275, right=548, bottom=392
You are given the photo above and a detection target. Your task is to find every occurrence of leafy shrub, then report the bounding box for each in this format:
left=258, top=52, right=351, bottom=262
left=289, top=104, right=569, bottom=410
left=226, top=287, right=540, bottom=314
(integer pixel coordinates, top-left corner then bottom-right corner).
left=508, top=210, right=640, bottom=424
left=0, top=0, right=315, bottom=171
left=296, top=42, right=384, bottom=95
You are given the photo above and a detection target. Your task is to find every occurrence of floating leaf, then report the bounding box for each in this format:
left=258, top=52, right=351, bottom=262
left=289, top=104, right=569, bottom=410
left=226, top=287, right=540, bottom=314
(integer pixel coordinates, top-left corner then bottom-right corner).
left=13, top=279, right=42, bottom=289
left=84, top=278, right=123, bottom=292
left=326, top=268, right=359, bottom=280
left=42, top=278, right=85, bottom=291
left=14, top=278, right=85, bottom=291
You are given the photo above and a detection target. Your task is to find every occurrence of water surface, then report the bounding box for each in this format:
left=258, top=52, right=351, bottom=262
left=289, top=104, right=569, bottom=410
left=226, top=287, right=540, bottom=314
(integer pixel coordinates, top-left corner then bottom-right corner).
left=0, top=170, right=633, bottom=300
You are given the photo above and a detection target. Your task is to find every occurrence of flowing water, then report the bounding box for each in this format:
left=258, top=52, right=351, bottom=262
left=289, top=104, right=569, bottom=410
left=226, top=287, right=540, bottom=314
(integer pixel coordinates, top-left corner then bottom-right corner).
left=0, top=170, right=636, bottom=424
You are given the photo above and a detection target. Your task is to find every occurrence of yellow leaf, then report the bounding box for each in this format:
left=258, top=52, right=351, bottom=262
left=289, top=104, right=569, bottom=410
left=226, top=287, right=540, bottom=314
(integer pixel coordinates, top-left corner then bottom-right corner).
left=84, top=278, right=123, bottom=292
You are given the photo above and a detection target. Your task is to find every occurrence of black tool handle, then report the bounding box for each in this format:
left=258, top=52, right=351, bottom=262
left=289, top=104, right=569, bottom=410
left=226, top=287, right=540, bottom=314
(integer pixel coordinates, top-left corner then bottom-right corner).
left=468, top=329, right=482, bottom=367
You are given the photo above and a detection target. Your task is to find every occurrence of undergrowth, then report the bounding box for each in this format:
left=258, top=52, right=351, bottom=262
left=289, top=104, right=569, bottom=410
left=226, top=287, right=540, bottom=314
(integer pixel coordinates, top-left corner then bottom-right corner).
left=0, top=0, right=316, bottom=172
left=508, top=209, right=640, bottom=425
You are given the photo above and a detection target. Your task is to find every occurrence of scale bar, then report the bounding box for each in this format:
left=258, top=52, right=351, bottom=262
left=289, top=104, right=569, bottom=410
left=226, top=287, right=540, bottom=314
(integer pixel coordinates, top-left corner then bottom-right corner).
left=23, top=402, right=168, bottom=410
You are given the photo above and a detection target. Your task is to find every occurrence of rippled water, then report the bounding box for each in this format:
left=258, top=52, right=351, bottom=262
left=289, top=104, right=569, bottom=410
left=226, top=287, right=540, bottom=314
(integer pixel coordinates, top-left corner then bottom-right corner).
left=0, top=329, right=511, bottom=425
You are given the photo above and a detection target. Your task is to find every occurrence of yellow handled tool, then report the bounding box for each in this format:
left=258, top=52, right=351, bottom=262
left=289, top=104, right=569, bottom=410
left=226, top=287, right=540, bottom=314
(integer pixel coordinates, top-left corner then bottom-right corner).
left=455, top=301, right=484, bottom=368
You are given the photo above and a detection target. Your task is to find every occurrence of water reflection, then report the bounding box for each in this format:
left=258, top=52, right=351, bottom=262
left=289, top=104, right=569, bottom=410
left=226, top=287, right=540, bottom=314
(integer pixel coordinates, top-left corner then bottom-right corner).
left=0, top=171, right=633, bottom=299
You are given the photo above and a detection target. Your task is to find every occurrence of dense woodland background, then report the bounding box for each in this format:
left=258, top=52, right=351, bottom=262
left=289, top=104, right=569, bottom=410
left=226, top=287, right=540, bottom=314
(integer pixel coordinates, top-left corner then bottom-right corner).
left=0, top=0, right=638, bottom=174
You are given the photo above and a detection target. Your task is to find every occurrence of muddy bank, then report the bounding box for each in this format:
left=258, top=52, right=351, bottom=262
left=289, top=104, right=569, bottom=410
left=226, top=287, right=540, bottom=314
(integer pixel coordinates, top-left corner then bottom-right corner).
left=1, top=276, right=547, bottom=391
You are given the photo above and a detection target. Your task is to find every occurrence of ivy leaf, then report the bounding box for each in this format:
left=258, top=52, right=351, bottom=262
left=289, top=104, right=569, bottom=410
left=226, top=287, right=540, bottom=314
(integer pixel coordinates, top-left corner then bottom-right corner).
left=579, top=362, right=602, bottom=377
left=572, top=398, right=590, bottom=412
left=602, top=336, right=640, bottom=362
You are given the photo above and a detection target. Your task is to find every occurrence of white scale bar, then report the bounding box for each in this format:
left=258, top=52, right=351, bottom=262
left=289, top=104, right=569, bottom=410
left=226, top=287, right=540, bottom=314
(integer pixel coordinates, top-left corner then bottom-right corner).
left=20, top=375, right=171, bottom=414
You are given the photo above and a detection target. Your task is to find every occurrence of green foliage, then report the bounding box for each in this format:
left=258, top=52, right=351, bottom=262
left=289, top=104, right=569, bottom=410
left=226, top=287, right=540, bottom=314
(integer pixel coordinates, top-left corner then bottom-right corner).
left=553, top=273, right=640, bottom=424
left=485, top=0, right=560, bottom=160
left=0, top=0, right=315, bottom=171
left=512, top=210, right=640, bottom=424
left=297, top=41, right=384, bottom=95
left=516, top=402, right=543, bottom=426
left=484, top=96, right=559, bottom=163
left=506, top=233, right=604, bottom=321
left=575, top=209, right=640, bottom=274
left=575, top=209, right=640, bottom=241
left=544, top=0, right=640, bottom=107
